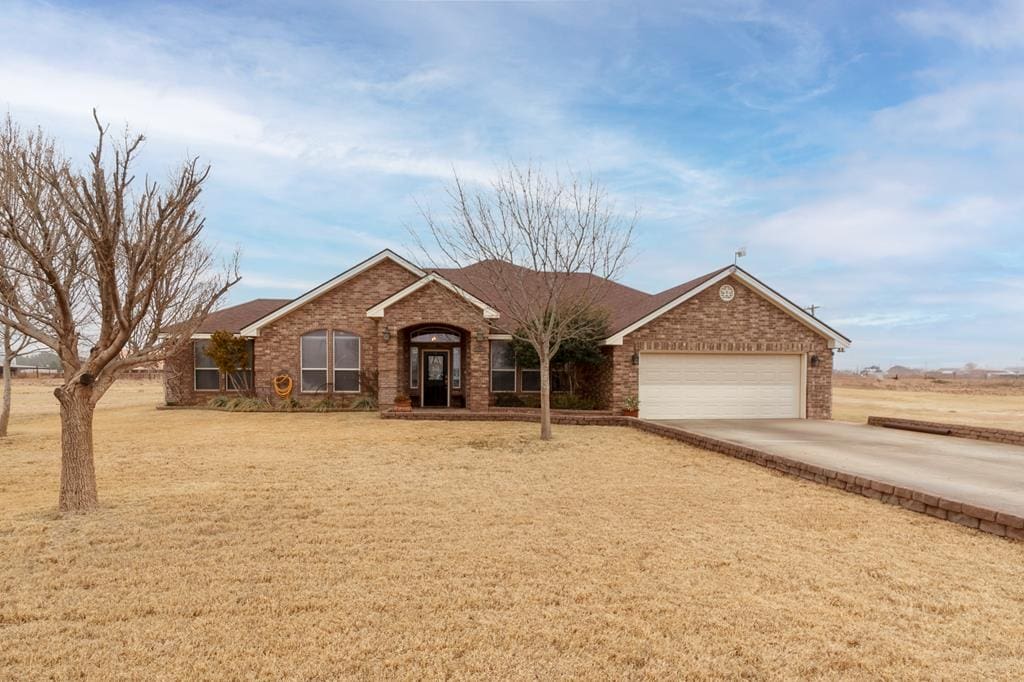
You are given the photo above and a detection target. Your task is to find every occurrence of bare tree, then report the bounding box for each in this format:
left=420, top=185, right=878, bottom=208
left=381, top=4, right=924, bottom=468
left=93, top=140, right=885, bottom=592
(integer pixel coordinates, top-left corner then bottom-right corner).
left=0, top=312, right=35, bottom=437
left=416, top=163, right=634, bottom=440
left=0, top=113, right=239, bottom=512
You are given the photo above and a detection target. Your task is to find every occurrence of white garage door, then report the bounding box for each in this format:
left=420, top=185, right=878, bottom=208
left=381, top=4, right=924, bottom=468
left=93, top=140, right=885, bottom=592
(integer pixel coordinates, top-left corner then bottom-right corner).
left=638, top=353, right=802, bottom=420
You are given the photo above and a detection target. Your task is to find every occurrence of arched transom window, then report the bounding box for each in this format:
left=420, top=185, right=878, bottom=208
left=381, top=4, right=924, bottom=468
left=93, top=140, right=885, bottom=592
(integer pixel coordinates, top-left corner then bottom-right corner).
left=410, top=327, right=461, bottom=344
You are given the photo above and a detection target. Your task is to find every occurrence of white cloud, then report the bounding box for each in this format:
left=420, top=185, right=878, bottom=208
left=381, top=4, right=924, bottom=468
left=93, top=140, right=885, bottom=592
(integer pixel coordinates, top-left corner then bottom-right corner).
left=831, top=312, right=950, bottom=327
left=0, top=49, right=303, bottom=154
left=900, top=1, right=1024, bottom=50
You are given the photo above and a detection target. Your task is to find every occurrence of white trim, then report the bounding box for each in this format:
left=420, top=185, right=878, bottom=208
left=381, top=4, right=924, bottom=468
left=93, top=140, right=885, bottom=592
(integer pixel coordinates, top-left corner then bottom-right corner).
left=240, top=250, right=424, bottom=336
left=299, top=330, right=329, bottom=394
left=487, top=334, right=513, bottom=340
left=603, top=266, right=851, bottom=349
left=332, top=332, right=361, bottom=393
left=420, top=349, right=451, bottom=408
left=366, top=273, right=500, bottom=319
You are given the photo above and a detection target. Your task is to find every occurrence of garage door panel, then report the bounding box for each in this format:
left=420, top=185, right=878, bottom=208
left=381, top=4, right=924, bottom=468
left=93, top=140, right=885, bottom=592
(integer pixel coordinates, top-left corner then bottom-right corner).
left=639, top=353, right=801, bottom=420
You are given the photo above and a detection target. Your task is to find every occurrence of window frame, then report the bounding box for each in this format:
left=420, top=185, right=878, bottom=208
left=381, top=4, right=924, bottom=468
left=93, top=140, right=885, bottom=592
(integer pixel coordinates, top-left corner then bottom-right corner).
left=490, top=340, right=516, bottom=393
left=299, top=330, right=329, bottom=394
left=332, top=331, right=361, bottom=393
left=193, top=339, right=221, bottom=392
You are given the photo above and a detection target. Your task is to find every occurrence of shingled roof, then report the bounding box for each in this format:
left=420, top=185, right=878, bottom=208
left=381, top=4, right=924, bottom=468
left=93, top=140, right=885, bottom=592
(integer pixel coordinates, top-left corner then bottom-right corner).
left=185, top=250, right=846, bottom=347
left=192, top=298, right=290, bottom=333
left=433, top=261, right=730, bottom=336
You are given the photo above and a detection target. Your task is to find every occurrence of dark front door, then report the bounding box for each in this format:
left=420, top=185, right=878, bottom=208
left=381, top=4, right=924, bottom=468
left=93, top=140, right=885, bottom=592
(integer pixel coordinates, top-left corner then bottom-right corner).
left=422, top=351, right=448, bottom=407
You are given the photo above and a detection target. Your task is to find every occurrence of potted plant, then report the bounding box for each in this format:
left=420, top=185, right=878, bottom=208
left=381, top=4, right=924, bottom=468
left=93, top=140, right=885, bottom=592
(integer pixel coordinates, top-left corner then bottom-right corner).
left=393, top=393, right=412, bottom=412
left=623, top=395, right=640, bottom=418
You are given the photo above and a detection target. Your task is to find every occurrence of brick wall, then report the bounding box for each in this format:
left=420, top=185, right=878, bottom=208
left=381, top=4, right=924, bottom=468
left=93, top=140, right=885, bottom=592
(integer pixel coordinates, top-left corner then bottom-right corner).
left=163, top=342, right=194, bottom=405
left=250, top=259, right=420, bottom=406
left=867, top=416, right=1024, bottom=447
left=378, top=281, right=492, bottom=410
left=609, top=275, right=834, bottom=418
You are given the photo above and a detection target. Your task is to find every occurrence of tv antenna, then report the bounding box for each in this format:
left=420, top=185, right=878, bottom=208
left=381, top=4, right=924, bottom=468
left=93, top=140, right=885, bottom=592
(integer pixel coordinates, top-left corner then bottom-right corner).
left=734, top=247, right=746, bottom=265
left=804, top=304, right=820, bottom=317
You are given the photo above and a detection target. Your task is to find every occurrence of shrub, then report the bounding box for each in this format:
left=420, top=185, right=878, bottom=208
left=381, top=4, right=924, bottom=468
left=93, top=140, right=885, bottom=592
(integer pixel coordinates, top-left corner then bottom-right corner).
left=225, top=396, right=269, bottom=412
left=207, top=396, right=230, bottom=408
left=351, top=395, right=378, bottom=411
left=311, top=398, right=335, bottom=413
left=494, top=394, right=524, bottom=407
left=551, top=393, right=599, bottom=410
left=278, top=396, right=301, bottom=411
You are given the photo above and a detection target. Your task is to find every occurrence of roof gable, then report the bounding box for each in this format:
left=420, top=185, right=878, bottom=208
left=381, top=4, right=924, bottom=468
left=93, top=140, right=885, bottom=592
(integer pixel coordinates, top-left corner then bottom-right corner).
left=238, top=250, right=424, bottom=336
left=366, top=273, right=500, bottom=319
left=603, top=265, right=850, bottom=349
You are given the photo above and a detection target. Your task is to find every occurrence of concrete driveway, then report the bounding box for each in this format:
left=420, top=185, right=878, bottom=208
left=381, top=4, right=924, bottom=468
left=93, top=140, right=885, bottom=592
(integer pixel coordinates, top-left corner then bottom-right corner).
left=655, top=419, right=1024, bottom=517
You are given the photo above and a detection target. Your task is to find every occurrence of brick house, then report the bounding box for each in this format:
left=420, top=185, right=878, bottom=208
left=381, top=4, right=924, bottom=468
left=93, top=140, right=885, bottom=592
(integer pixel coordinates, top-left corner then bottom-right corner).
left=163, top=249, right=850, bottom=419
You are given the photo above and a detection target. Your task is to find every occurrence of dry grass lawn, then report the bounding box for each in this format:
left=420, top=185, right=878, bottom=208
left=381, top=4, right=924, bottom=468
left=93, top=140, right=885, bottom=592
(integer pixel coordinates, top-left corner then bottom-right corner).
left=2, top=379, right=1024, bottom=679
left=834, top=381, right=1024, bottom=430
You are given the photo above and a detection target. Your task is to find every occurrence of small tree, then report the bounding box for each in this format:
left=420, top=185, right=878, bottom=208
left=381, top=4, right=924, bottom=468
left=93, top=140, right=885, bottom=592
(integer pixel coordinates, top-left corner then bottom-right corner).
left=0, top=113, right=239, bottom=512
left=509, top=309, right=608, bottom=396
left=205, top=330, right=251, bottom=394
left=417, top=163, right=634, bottom=439
left=1, top=313, right=34, bottom=437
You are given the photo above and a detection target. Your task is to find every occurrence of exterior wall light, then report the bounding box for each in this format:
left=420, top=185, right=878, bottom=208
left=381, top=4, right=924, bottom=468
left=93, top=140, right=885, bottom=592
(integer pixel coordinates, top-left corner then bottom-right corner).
left=809, top=354, right=819, bottom=368
left=631, top=352, right=639, bottom=365
left=382, top=325, right=391, bottom=342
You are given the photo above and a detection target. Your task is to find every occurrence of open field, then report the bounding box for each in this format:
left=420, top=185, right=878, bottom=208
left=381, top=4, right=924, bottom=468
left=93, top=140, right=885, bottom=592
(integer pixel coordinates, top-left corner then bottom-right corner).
left=834, top=374, right=1024, bottom=430
left=2, top=380, right=1024, bottom=679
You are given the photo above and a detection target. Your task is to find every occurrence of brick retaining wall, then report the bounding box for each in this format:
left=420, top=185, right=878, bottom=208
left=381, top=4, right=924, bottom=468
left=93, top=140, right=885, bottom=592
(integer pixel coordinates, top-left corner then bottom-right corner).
left=867, top=416, right=1024, bottom=448
left=630, top=420, right=1023, bottom=540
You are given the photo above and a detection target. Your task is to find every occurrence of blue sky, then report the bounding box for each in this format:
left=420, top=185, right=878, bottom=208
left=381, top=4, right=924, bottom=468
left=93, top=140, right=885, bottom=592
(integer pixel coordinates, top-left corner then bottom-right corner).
left=1, top=1, right=1022, bottom=370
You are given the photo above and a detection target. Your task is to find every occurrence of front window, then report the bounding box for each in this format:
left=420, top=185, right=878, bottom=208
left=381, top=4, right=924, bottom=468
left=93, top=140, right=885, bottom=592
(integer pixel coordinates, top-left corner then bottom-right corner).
left=226, top=339, right=254, bottom=391
left=521, top=366, right=540, bottom=392
left=194, top=340, right=220, bottom=391
left=410, top=347, right=420, bottom=390
left=452, top=347, right=461, bottom=389
left=300, top=330, right=328, bottom=393
left=490, top=340, right=516, bottom=392
left=333, top=332, right=360, bottom=392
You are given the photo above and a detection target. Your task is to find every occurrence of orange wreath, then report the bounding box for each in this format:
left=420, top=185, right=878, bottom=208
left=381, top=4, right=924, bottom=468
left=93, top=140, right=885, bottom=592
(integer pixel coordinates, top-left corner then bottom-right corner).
left=273, top=374, right=293, bottom=399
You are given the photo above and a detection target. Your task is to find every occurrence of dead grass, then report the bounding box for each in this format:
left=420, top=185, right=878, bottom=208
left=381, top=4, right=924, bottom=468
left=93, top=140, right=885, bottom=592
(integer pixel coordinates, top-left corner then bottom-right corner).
left=2, top=380, right=1024, bottom=679
left=834, top=386, right=1024, bottom=430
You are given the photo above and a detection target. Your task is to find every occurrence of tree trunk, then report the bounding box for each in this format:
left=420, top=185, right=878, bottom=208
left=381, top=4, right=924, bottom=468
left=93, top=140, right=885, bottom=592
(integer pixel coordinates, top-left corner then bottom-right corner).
left=57, top=389, right=98, bottom=512
left=539, top=346, right=552, bottom=441
left=0, top=356, right=11, bottom=437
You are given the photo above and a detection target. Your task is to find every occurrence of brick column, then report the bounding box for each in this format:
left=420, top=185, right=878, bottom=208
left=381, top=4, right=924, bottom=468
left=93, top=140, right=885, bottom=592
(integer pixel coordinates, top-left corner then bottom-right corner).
left=467, top=328, right=490, bottom=410
left=377, top=320, right=399, bottom=409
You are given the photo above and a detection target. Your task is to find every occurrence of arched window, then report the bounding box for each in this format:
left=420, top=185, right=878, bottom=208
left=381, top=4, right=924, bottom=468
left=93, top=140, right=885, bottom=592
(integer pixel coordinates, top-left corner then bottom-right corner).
left=410, top=327, right=461, bottom=344
left=333, top=332, right=361, bottom=392
left=300, top=330, right=328, bottom=393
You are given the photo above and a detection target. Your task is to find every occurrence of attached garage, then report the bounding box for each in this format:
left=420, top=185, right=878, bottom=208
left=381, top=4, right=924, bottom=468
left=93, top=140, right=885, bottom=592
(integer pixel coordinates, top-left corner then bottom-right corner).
left=638, top=353, right=803, bottom=420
